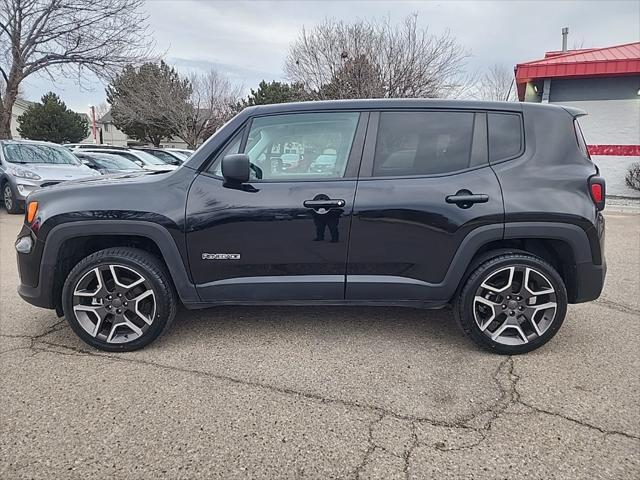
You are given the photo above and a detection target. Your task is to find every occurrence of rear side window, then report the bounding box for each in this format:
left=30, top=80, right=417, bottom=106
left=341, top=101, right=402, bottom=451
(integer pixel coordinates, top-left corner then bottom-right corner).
left=488, top=113, right=523, bottom=162
left=574, top=119, right=591, bottom=158
left=373, top=111, right=479, bottom=176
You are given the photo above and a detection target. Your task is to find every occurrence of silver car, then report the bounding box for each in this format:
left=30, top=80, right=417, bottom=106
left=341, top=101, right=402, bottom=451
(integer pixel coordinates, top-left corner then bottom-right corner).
left=1, top=140, right=100, bottom=213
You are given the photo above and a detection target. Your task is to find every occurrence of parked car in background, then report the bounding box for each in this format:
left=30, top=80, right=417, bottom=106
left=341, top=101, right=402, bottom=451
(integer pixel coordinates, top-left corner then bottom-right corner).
left=166, top=148, right=194, bottom=159
left=74, top=152, right=144, bottom=175
left=75, top=148, right=177, bottom=172
left=1, top=140, right=99, bottom=213
left=64, top=144, right=129, bottom=151
left=133, top=147, right=184, bottom=165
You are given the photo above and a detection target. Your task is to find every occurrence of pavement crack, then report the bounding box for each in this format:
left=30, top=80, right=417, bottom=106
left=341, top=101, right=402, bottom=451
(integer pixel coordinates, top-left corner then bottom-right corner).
left=352, top=413, right=385, bottom=479
left=30, top=339, right=507, bottom=432
left=517, top=400, right=640, bottom=441
left=594, top=298, right=640, bottom=316
left=402, top=422, right=418, bottom=480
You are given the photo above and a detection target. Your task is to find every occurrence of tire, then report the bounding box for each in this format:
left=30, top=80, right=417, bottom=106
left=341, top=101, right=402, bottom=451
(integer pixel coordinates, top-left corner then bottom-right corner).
left=454, top=253, right=567, bottom=355
left=3, top=182, right=21, bottom=214
left=62, top=247, right=177, bottom=352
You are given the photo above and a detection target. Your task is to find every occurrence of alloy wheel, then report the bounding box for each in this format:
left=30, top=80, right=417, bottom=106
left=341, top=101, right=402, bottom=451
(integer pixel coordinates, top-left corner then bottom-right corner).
left=473, top=265, right=557, bottom=346
left=72, top=264, right=157, bottom=344
left=3, top=185, right=13, bottom=211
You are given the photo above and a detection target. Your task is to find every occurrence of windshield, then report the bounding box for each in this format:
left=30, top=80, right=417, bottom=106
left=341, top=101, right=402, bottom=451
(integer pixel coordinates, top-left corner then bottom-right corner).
left=168, top=151, right=188, bottom=161
left=3, top=143, right=82, bottom=165
left=91, top=154, right=142, bottom=170
left=145, top=150, right=181, bottom=165
left=132, top=150, right=167, bottom=165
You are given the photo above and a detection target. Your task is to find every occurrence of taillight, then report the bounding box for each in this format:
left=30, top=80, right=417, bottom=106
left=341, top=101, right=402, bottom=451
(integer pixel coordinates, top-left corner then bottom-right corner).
left=589, top=176, right=605, bottom=211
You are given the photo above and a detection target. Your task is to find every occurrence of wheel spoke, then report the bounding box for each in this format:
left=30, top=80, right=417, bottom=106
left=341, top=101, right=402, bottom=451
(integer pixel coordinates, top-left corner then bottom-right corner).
left=491, top=320, right=529, bottom=344
left=109, top=265, right=144, bottom=290
left=526, top=302, right=557, bottom=335
left=473, top=296, right=499, bottom=331
left=73, top=304, right=107, bottom=337
left=480, top=266, right=515, bottom=293
left=107, top=318, right=143, bottom=343
left=131, top=289, right=156, bottom=325
left=73, top=268, right=106, bottom=297
left=524, top=267, right=555, bottom=296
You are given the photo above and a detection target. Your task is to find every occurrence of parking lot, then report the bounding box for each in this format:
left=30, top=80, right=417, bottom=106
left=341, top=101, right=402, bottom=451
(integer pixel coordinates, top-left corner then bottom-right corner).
left=0, top=209, right=638, bottom=479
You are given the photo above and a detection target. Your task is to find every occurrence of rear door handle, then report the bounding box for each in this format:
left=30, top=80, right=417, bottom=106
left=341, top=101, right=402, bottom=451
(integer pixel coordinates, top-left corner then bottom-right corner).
left=303, top=199, right=346, bottom=211
left=445, top=190, right=489, bottom=209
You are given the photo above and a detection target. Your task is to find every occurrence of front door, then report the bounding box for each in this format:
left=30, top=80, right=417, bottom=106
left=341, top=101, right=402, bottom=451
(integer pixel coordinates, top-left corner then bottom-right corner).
left=347, top=110, right=505, bottom=303
left=186, top=111, right=367, bottom=302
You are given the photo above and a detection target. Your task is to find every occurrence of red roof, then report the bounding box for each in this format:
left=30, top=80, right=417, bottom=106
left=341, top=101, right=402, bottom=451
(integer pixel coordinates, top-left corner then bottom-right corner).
left=515, top=41, right=640, bottom=100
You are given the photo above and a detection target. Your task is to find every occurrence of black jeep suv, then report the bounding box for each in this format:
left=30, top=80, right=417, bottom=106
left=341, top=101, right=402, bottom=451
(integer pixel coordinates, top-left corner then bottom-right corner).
left=15, top=100, right=606, bottom=354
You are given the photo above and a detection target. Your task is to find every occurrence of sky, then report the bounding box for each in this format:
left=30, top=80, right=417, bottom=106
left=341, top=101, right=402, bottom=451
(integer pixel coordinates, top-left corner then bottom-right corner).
left=20, top=0, right=640, bottom=114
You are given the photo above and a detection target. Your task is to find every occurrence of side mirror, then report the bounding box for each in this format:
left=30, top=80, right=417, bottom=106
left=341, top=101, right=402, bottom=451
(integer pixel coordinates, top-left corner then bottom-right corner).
left=134, top=160, right=144, bottom=167
left=222, top=154, right=250, bottom=183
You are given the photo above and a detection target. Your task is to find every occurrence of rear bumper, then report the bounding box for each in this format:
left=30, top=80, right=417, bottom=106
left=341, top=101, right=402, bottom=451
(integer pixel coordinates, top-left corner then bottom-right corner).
left=572, top=260, right=606, bottom=303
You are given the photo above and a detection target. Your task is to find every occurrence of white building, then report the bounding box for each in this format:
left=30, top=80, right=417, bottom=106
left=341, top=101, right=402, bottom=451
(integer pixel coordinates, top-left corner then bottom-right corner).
left=516, top=41, right=640, bottom=197
left=96, top=111, right=189, bottom=149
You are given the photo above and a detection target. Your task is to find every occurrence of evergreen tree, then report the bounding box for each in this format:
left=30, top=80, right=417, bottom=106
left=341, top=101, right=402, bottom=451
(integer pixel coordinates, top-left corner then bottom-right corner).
left=241, top=80, right=307, bottom=107
left=17, top=92, right=89, bottom=144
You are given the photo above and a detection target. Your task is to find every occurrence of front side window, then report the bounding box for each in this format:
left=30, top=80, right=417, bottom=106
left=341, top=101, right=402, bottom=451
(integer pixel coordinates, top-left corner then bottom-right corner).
left=373, top=112, right=476, bottom=177
left=3, top=143, right=82, bottom=165
left=225, top=112, right=359, bottom=181
left=488, top=113, right=523, bottom=162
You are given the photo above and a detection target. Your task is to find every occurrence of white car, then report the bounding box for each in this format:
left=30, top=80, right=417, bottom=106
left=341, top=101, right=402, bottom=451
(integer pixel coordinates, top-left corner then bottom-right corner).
left=76, top=148, right=177, bottom=172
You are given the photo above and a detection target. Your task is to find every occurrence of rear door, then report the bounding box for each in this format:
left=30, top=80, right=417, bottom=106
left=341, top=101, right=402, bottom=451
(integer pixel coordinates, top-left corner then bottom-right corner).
left=186, top=111, right=367, bottom=302
left=346, top=110, right=505, bottom=304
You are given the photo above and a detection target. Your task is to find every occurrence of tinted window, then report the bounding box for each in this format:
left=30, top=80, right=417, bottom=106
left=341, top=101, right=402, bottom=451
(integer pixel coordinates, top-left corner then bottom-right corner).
left=574, top=119, right=590, bottom=158
left=373, top=112, right=476, bottom=176
left=244, top=112, right=359, bottom=180
left=488, top=113, right=522, bottom=161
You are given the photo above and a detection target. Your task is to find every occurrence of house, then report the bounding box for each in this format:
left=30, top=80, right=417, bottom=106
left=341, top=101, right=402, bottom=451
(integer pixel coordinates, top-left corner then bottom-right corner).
left=97, top=111, right=189, bottom=149
left=515, top=41, right=640, bottom=197
left=9, top=98, right=35, bottom=138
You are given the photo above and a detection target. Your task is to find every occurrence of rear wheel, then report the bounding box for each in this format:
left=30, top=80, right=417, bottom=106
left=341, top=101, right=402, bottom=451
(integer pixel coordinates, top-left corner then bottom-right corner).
left=455, top=253, right=567, bottom=354
left=62, top=247, right=176, bottom=352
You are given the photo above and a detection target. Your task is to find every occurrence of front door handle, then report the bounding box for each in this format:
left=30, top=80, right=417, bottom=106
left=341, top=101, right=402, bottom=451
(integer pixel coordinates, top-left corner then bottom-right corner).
left=303, top=199, right=346, bottom=212
left=445, top=190, right=489, bottom=209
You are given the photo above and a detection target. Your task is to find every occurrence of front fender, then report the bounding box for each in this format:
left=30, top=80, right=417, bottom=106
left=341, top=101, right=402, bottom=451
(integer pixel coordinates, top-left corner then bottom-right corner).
left=18, top=220, right=200, bottom=309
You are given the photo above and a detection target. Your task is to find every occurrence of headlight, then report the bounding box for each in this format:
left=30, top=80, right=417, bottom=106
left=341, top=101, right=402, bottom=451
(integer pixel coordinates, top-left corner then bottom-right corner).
left=7, top=166, right=41, bottom=180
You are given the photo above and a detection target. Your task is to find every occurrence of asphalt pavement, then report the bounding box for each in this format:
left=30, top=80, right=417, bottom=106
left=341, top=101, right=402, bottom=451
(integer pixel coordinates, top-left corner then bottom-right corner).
left=1, top=209, right=638, bottom=479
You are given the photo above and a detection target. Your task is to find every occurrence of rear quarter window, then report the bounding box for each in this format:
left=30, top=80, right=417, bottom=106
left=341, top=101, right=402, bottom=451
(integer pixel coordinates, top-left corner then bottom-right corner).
left=574, top=119, right=591, bottom=159
left=488, top=113, right=523, bottom=162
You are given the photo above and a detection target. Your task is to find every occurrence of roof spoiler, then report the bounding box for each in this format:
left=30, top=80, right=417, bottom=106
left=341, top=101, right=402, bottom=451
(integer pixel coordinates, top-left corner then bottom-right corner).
left=562, top=106, right=587, bottom=118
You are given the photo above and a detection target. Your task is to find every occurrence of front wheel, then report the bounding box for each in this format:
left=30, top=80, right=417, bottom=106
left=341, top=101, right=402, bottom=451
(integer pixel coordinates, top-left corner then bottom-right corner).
left=3, top=182, right=21, bottom=214
left=455, top=253, right=568, bottom=354
left=62, top=247, right=177, bottom=352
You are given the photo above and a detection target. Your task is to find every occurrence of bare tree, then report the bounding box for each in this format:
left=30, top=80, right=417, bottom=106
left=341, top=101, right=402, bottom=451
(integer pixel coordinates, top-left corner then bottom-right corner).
left=94, top=101, right=110, bottom=121
left=285, top=14, right=470, bottom=99
left=475, top=64, right=516, bottom=102
left=171, top=70, right=242, bottom=148
left=0, top=0, right=153, bottom=139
